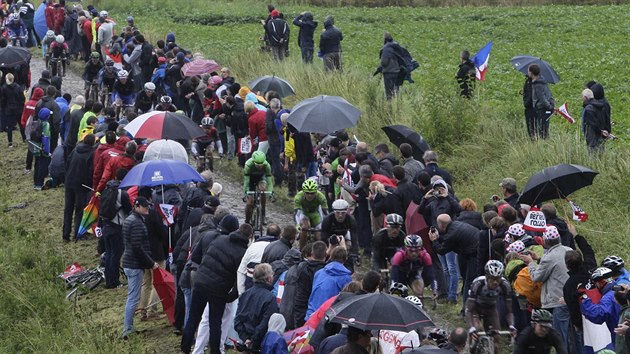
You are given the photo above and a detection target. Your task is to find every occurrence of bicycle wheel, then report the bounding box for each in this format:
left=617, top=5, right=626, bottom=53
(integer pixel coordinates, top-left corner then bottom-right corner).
left=252, top=202, right=262, bottom=236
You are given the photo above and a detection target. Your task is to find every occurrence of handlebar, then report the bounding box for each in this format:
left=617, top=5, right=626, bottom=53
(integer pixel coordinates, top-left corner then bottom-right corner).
left=477, top=330, right=512, bottom=336
left=246, top=191, right=273, bottom=194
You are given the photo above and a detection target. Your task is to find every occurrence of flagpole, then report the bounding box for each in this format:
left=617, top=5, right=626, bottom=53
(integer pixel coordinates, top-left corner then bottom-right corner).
left=162, top=184, right=173, bottom=269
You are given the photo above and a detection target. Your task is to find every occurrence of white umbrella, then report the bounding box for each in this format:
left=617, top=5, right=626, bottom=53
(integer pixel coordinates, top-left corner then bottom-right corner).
left=143, top=139, right=188, bottom=163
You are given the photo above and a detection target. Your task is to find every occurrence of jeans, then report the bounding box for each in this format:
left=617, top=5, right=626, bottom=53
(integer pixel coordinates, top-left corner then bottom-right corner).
left=123, top=268, right=145, bottom=337
left=181, top=289, right=227, bottom=354
left=103, top=223, right=123, bottom=288
left=533, top=109, right=552, bottom=139
left=550, top=305, right=570, bottom=354
left=570, top=326, right=584, bottom=354
left=183, top=287, right=192, bottom=326
left=34, top=155, right=51, bottom=187
left=439, top=252, right=460, bottom=301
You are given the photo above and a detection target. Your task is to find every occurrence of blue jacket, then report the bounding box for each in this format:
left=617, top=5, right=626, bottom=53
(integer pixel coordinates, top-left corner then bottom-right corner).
left=234, top=282, right=279, bottom=350
left=306, top=261, right=351, bottom=319
left=616, top=268, right=630, bottom=286
left=581, top=283, right=621, bottom=342
left=261, top=331, right=289, bottom=354
left=55, top=97, right=70, bottom=140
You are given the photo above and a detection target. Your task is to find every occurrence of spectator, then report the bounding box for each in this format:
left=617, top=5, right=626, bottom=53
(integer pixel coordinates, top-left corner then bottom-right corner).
left=581, top=267, right=621, bottom=346
left=319, top=16, right=343, bottom=71
left=266, top=10, right=289, bottom=61
left=422, top=150, right=453, bottom=187
left=456, top=50, right=475, bottom=98
left=529, top=63, right=555, bottom=139
left=331, top=326, right=372, bottom=354
left=399, top=143, right=424, bottom=181
left=261, top=225, right=297, bottom=264
left=541, top=203, right=575, bottom=249
left=1, top=73, right=25, bottom=147
left=262, top=313, right=289, bottom=354
left=293, top=241, right=327, bottom=328
left=456, top=198, right=483, bottom=230
left=237, top=224, right=280, bottom=294
left=443, top=327, right=468, bottom=352
left=306, top=247, right=351, bottom=319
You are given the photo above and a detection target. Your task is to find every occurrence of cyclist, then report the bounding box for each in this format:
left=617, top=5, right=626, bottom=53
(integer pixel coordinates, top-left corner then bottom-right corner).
left=98, top=59, right=119, bottom=103
left=294, top=179, right=329, bottom=250
left=112, top=70, right=136, bottom=116
left=389, top=282, right=409, bottom=297
left=49, top=35, right=68, bottom=77
left=371, top=213, right=405, bottom=271
left=6, top=13, right=27, bottom=47
left=192, top=117, right=223, bottom=172
left=82, top=52, right=103, bottom=99
left=602, top=255, right=630, bottom=286
left=580, top=267, right=621, bottom=340
left=514, top=309, right=567, bottom=354
left=134, top=82, right=158, bottom=114
left=42, top=30, right=56, bottom=63
left=320, top=199, right=357, bottom=250
left=467, top=260, right=517, bottom=354
left=243, top=151, right=274, bottom=225
left=390, top=234, right=437, bottom=299
left=155, top=95, right=178, bottom=112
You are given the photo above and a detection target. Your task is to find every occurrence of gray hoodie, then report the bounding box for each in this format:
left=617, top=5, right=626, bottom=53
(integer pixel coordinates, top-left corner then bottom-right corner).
left=529, top=243, right=572, bottom=308
left=532, top=78, right=554, bottom=111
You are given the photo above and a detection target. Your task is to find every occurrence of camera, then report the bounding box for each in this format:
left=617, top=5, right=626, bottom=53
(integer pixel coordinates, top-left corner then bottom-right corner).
left=433, top=190, right=440, bottom=198
left=430, top=226, right=437, bottom=233
left=612, top=285, right=623, bottom=292
left=330, top=235, right=340, bottom=245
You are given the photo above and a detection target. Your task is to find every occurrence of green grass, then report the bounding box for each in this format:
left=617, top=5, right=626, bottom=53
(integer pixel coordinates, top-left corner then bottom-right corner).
left=1, top=1, right=630, bottom=352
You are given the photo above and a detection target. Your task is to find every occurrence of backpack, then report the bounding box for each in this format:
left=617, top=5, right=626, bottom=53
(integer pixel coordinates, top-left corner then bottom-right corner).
left=99, top=184, right=121, bottom=220
left=29, top=119, right=43, bottom=143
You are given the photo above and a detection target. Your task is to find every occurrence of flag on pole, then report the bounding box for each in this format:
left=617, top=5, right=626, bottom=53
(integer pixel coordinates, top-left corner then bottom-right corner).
left=472, top=41, right=493, bottom=81
left=158, top=204, right=178, bottom=226
left=568, top=200, right=588, bottom=222
left=556, top=102, right=575, bottom=123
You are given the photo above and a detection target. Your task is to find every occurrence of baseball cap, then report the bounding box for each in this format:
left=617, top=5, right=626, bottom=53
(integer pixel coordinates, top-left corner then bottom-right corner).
left=499, top=178, right=517, bottom=190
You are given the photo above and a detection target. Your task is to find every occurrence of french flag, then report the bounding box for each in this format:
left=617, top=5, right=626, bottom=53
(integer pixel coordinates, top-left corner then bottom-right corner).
left=472, top=41, right=493, bottom=81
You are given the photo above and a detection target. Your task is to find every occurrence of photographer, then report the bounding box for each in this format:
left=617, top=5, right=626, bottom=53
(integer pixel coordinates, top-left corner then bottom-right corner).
left=614, top=284, right=630, bottom=353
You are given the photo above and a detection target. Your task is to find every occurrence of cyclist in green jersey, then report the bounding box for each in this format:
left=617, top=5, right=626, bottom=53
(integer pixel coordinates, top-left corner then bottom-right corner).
left=294, top=179, right=328, bottom=249
left=243, top=151, right=274, bottom=224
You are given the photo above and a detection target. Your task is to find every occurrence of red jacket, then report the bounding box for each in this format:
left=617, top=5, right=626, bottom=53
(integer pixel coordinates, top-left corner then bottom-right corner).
left=81, top=19, right=93, bottom=43
left=53, top=6, right=65, bottom=34
left=248, top=108, right=267, bottom=143
left=93, top=136, right=130, bottom=189
left=92, top=142, right=115, bottom=174
left=371, top=174, right=397, bottom=188
left=97, top=154, right=135, bottom=192
left=45, top=4, right=55, bottom=30
left=21, top=87, right=44, bottom=128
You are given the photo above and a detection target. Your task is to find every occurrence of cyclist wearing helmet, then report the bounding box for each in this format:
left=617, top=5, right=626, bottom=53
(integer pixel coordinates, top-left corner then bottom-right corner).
left=98, top=59, right=119, bottom=96
left=7, top=13, right=27, bottom=47
left=294, top=179, right=328, bottom=250
left=192, top=117, right=223, bottom=171
left=155, top=95, right=177, bottom=112
left=42, top=30, right=56, bottom=63
left=602, top=255, right=630, bottom=286
left=320, top=199, right=357, bottom=253
left=371, top=213, right=405, bottom=271
left=134, top=82, right=158, bottom=114
left=389, top=282, right=409, bottom=297
left=390, top=234, right=437, bottom=299
left=466, top=260, right=516, bottom=354
left=580, top=267, right=621, bottom=342
left=112, top=70, right=136, bottom=113
left=514, top=309, right=566, bottom=354
left=243, top=151, right=274, bottom=225
left=49, top=34, right=68, bottom=76
left=82, top=52, right=103, bottom=98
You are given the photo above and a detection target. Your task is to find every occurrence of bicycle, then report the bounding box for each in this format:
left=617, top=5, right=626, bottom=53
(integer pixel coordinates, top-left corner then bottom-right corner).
left=195, top=147, right=214, bottom=172
left=246, top=190, right=273, bottom=238
left=62, top=267, right=105, bottom=300
left=100, top=85, right=112, bottom=108
left=298, top=226, right=320, bottom=250
left=87, top=80, right=99, bottom=103
left=49, top=56, right=64, bottom=77
left=469, top=329, right=513, bottom=354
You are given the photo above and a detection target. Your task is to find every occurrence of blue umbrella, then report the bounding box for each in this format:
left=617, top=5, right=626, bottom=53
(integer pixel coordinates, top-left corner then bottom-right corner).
left=119, top=159, right=204, bottom=188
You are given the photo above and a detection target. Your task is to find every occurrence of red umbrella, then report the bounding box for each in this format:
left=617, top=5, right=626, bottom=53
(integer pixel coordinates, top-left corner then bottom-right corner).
left=405, top=202, right=431, bottom=254
left=153, top=268, right=176, bottom=325
left=123, top=111, right=205, bottom=140
left=181, top=59, right=220, bottom=77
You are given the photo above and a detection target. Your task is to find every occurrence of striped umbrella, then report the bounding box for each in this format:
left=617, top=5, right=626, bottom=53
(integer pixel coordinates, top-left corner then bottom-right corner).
left=181, top=59, right=220, bottom=77
left=77, top=194, right=99, bottom=239
left=123, top=111, right=205, bottom=140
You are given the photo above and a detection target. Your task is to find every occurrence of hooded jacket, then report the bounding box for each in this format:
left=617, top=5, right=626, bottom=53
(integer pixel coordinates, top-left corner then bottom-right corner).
left=234, top=282, right=279, bottom=349
left=306, top=261, right=352, bottom=319
left=293, top=13, right=317, bottom=49
left=379, top=41, right=403, bottom=74
left=21, top=87, right=43, bottom=128
left=272, top=248, right=302, bottom=285
left=35, top=95, right=62, bottom=128
left=192, top=230, right=249, bottom=301
left=319, top=17, right=342, bottom=55
left=432, top=220, right=479, bottom=256
left=65, top=141, right=94, bottom=189
left=262, top=314, right=289, bottom=354
left=581, top=282, right=621, bottom=341
left=582, top=98, right=607, bottom=149
left=92, top=136, right=130, bottom=189
left=528, top=242, right=572, bottom=308
left=293, top=259, right=326, bottom=327
left=532, top=78, right=554, bottom=111
left=97, top=152, right=136, bottom=192
left=248, top=107, right=267, bottom=143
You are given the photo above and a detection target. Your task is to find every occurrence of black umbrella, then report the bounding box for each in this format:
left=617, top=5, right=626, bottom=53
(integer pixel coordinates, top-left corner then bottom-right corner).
left=517, top=164, right=598, bottom=206
left=510, top=55, right=560, bottom=84
left=326, top=293, right=434, bottom=332
left=0, top=46, right=31, bottom=67
left=248, top=75, right=295, bottom=98
left=382, top=125, right=430, bottom=161
left=287, top=95, right=361, bottom=134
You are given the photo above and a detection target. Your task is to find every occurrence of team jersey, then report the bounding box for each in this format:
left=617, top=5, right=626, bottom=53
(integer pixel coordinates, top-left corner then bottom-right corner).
left=294, top=190, right=327, bottom=214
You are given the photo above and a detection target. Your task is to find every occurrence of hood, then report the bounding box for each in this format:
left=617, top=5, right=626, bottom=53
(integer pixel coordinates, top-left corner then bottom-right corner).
left=267, top=313, right=286, bottom=334
left=76, top=141, right=94, bottom=154
left=589, top=98, right=606, bottom=109
left=166, top=32, right=176, bottom=43
left=380, top=153, right=398, bottom=164
left=55, top=97, right=68, bottom=106
left=218, top=214, right=239, bottom=234
left=32, top=87, right=44, bottom=101
left=324, top=261, right=351, bottom=276
left=113, top=136, right=131, bottom=151
left=282, top=248, right=303, bottom=268
left=245, top=92, right=259, bottom=104
left=51, top=76, right=62, bottom=90
left=590, top=83, right=605, bottom=99
left=505, top=258, right=526, bottom=279
left=324, top=16, right=334, bottom=29
left=532, top=78, right=548, bottom=85
left=228, top=230, right=250, bottom=247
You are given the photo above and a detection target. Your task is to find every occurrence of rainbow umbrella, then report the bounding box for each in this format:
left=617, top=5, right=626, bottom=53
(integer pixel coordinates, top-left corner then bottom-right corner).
left=77, top=194, right=99, bottom=239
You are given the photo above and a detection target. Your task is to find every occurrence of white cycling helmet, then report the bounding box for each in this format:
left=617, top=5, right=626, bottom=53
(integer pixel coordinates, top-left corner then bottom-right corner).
left=99, top=10, right=108, bottom=18
left=117, top=70, right=129, bottom=79
left=56, top=35, right=64, bottom=43
left=201, top=117, right=214, bottom=127
left=332, top=199, right=349, bottom=211
left=160, top=96, right=172, bottom=104
left=144, top=82, right=156, bottom=91
left=485, top=260, right=504, bottom=277
left=9, top=13, right=18, bottom=21
left=46, top=30, right=55, bottom=38
left=405, top=295, right=423, bottom=308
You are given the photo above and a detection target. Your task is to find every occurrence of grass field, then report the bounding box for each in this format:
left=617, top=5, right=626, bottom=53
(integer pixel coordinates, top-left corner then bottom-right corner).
left=1, top=1, right=629, bottom=352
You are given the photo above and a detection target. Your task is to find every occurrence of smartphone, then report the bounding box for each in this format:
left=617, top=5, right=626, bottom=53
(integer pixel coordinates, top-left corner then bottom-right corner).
left=430, top=226, right=437, bottom=233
